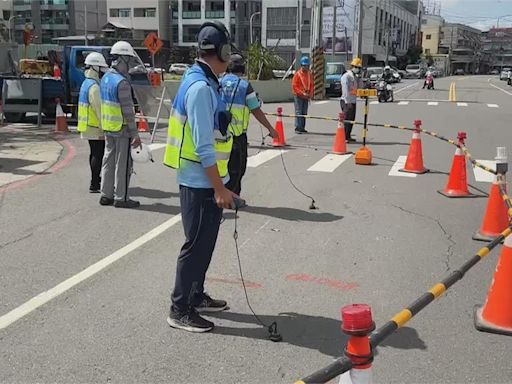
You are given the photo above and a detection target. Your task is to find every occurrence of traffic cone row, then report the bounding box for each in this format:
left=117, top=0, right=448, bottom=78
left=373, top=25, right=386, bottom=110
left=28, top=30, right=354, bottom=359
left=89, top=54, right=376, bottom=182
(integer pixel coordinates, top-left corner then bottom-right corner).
left=54, top=98, right=69, bottom=133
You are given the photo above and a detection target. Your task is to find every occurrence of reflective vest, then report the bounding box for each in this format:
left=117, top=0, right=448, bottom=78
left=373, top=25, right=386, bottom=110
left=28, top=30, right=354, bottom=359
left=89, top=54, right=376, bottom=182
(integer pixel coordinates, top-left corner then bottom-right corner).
left=77, top=78, right=100, bottom=133
left=220, top=73, right=250, bottom=137
left=163, top=65, right=233, bottom=177
left=100, top=72, right=125, bottom=132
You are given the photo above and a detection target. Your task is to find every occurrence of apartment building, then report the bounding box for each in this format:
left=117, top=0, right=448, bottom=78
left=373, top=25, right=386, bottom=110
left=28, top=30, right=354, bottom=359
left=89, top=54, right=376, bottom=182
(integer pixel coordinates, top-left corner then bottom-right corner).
left=482, top=27, right=512, bottom=71
left=440, top=23, right=481, bottom=74
left=13, top=0, right=107, bottom=44
left=106, top=0, right=169, bottom=44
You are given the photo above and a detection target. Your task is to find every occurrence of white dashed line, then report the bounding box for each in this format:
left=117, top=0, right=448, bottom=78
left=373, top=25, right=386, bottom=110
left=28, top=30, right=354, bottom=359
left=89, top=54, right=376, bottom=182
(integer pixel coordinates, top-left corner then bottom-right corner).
left=487, top=104, right=499, bottom=108
left=398, top=101, right=409, bottom=105
left=457, top=102, right=468, bottom=107
left=314, top=100, right=330, bottom=105
left=370, top=101, right=379, bottom=105
left=307, top=154, right=352, bottom=172
left=427, top=102, right=438, bottom=106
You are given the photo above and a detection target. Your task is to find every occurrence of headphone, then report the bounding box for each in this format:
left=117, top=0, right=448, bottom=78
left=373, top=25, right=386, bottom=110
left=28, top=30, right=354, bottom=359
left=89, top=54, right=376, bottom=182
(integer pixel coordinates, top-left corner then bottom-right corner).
left=198, top=21, right=232, bottom=62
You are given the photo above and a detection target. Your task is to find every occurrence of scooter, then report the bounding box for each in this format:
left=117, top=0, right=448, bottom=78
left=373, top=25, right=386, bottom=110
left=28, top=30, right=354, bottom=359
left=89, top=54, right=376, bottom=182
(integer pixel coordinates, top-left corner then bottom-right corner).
left=377, top=79, right=394, bottom=102
left=425, top=75, right=434, bottom=90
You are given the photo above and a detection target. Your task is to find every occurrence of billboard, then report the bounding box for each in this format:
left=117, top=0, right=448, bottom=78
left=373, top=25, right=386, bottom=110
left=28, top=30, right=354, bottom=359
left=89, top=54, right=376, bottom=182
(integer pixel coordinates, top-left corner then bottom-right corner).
left=322, top=1, right=354, bottom=54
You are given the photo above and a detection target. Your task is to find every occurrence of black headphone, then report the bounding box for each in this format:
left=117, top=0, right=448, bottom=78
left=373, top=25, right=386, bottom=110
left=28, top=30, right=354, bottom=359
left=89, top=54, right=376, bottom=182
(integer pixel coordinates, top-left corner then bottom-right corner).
left=198, top=21, right=232, bottom=62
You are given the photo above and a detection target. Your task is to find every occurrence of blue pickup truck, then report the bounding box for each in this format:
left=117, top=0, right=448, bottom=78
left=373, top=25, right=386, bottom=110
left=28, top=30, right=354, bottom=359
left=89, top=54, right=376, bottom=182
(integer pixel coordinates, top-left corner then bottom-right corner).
left=1, top=45, right=149, bottom=123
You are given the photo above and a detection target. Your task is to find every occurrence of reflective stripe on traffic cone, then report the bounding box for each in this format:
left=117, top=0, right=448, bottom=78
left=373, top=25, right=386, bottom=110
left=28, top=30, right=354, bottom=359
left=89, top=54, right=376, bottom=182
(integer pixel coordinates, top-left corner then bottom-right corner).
left=272, top=107, right=286, bottom=147
left=54, top=98, right=69, bottom=133
left=474, top=233, right=512, bottom=336
left=438, top=132, right=475, bottom=198
left=400, top=120, right=428, bottom=174
left=332, top=112, right=351, bottom=155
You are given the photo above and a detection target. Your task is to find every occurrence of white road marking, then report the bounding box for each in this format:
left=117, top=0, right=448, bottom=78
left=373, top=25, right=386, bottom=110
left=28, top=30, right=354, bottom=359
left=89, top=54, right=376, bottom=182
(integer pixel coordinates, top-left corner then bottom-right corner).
left=370, top=101, right=379, bottom=105
left=487, top=103, right=499, bottom=108
left=489, top=80, right=512, bottom=96
left=397, top=101, right=409, bottom=105
left=148, top=143, right=166, bottom=151
left=0, top=214, right=183, bottom=330
left=307, top=154, right=352, bottom=172
left=457, top=102, right=468, bottom=107
left=388, top=156, right=417, bottom=178
left=314, top=100, right=330, bottom=105
left=473, top=160, right=496, bottom=183
left=427, top=102, right=439, bottom=106
left=394, top=81, right=420, bottom=94
left=247, top=149, right=286, bottom=168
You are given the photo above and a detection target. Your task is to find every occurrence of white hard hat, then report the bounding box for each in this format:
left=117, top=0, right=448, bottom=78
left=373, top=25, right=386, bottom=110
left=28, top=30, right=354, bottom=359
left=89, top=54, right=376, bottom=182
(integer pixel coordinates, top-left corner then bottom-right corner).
left=84, top=52, right=108, bottom=68
left=384, top=65, right=391, bottom=70
left=131, top=143, right=153, bottom=163
left=110, top=41, right=136, bottom=57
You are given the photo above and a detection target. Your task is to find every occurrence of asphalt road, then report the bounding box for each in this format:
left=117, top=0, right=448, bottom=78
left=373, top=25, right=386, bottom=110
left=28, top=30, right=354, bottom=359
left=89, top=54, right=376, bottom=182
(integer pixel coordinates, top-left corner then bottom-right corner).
left=1, top=76, right=512, bottom=383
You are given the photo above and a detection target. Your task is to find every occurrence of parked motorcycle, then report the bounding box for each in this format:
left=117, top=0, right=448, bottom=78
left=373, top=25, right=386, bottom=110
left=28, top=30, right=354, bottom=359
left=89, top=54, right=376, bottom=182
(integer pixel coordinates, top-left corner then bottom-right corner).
left=377, top=79, right=394, bottom=102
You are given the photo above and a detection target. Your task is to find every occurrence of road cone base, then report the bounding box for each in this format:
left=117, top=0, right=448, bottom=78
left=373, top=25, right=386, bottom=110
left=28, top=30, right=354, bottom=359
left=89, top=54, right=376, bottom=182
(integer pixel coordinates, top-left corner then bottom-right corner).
left=330, top=150, right=353, bottom=155
left=399, top=168, right=429, bottom=174
left=474, top=305, right=512, bottom=336
left=272, top=142, right=285, bottom=147
left=437, top=189, right=478, bottom=198
left=472, top=230, right=503, bottom=242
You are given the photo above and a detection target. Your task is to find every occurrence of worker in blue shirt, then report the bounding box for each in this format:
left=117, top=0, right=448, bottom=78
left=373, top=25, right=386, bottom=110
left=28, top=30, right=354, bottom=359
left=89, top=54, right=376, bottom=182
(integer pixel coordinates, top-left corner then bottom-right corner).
left=220, top=54, right=278, bottom=197
left=163, top=21, right=236, bottom=333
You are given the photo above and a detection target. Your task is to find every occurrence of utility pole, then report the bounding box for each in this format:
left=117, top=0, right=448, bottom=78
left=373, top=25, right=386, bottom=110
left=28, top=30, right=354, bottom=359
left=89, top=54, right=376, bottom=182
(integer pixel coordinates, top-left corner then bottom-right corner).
left=356, top=0, right=363, bottom=60
left=331, top=3, right=336, bottom=61
left=344, top=26, right=349, bottom=63
left=84, top=3, right=88, bottom=45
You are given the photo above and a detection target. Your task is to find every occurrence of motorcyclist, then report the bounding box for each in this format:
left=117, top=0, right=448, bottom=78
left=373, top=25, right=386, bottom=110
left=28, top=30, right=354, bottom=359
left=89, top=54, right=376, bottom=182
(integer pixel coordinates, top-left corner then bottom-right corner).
left=382, top=65, right=394, bottom=83
left=423, top=70, right=435, bottom=89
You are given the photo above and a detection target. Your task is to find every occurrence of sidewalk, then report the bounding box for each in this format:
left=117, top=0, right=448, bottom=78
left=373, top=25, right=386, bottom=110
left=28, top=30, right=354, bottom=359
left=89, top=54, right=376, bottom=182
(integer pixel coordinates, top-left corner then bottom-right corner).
left=0, top=124, right=63, bottom=188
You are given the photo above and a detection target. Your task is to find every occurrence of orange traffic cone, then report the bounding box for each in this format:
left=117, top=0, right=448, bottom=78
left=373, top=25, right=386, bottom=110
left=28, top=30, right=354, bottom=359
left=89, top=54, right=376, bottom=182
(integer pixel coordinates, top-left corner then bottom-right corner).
left=400, top=120, right=428, bottom=174
left=53, top=63, right=61, bottom=79
left=137, top=113, right=149, bottom=132
left=473, top=180, right=509, bottom=241
left=474, top=233, right=512, bottom=336
left=54, top=98, right=69, bottom=133
left=272, top=107, right=286, bottom=147
left=438, top=132, right=475, bottom=197
left=332, top=112, right=351, bottom=155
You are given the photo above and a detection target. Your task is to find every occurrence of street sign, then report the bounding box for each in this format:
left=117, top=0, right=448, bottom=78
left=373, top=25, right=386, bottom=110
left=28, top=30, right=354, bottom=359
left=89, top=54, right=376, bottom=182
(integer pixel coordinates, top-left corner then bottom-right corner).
left=144, top=32, right=163, bottom=56
left=357, top=88, right=377, bottom=97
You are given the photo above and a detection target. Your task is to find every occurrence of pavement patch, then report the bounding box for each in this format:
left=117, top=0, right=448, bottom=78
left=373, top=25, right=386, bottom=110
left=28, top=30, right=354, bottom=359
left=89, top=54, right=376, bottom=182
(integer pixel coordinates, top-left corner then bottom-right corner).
left=247, top=149, right=287, bottom=168
left=307, top=154, right=352, bottom=173
left=388, top=156, right=417, bottom=178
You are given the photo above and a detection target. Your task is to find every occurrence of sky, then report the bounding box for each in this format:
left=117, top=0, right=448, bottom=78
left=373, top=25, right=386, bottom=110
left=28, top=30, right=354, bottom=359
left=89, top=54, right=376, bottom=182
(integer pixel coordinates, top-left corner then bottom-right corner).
left=438, top=0, right=512, bottom=31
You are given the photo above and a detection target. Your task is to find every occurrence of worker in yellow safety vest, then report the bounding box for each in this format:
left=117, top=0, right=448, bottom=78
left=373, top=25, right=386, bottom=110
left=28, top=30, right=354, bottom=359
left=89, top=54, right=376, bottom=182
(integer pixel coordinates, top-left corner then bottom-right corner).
left=77, top=52, right=108, bottom=193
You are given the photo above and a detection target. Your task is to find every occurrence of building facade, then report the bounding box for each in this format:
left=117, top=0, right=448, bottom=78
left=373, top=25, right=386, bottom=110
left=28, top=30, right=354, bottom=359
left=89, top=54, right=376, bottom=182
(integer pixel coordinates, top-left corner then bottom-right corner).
left=440, top=23, right=481, bottom=74
left=13, top=0, right=107, bottom=44
left=358, top=0, right=422, bottom=65
left=106, top=0, right=170, bottom=44
left=482, top=27, right=512, bottom=71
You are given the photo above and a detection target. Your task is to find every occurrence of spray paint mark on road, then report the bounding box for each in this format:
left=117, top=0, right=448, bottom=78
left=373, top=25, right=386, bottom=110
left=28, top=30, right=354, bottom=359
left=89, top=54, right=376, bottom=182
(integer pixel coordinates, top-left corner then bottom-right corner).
left=207, top=277, right=262, bottom=289
left=286, top=274, right=358, bottom=291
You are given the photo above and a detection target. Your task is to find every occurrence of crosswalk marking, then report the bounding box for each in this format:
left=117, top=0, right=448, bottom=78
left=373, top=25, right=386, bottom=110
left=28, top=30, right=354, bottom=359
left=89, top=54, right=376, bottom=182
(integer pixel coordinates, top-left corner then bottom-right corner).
left=307, top=154, right=352, bottom=173
left=314, top=100, right=330, bottom=105
left=370, top=101, right=379, bottom=105
left=388, top=156, right=417, bottom=178
left=473, top=160, right=496, bottom=183
left=457, top=102, right=468, bottom=107
left=487, top=104, right=499, bottom=108
left=247, top=149, right=286, bottom=168
left=398, top=101, right=409, bottom=105
left=427, top=102, right=438, bottom=106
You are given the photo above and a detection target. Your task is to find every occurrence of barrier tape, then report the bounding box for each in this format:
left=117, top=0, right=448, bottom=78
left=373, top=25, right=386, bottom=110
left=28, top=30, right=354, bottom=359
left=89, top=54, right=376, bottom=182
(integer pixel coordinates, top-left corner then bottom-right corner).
left=296, top=224, right=512, bottom=383
left=264, top=112, right=498, bottom=176
left=498, top=178, right=512, bottom=217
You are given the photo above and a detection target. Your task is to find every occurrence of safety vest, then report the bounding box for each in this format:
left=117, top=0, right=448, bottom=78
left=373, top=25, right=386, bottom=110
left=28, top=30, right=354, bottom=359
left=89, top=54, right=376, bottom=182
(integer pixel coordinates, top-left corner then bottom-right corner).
left=163, top=65, right=233, bottom=177
left=100, top=72, right=125, bottom=132
left=220, top=73, right=250, bottom=137
left=77, top=78, right=100, bottom=133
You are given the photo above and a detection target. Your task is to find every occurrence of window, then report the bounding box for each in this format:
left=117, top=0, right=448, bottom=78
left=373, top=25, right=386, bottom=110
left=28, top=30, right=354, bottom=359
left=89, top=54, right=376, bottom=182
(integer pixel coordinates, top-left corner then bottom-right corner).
left=267, top=8, right=296, bottom=26
left=134, top=8, right=156, bottom=17
left=425, top=48, right=430, bottom=54
left=183, top=24, right=201, bottom=43
left=267, top=30, right=295, bottom=39
left=109, top=8, right=118, bottom=17
left=3, top=10, right=10, bottom=20
left=426, top=34, right=431, bottom=40
left=172, top=24, right=178, bottom=43
left=110, top=8, right=131, bottom=17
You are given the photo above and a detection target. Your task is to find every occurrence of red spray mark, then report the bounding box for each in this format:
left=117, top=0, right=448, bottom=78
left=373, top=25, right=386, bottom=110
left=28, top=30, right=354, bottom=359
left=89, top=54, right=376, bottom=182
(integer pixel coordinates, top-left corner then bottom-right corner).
left=206, top=277, right=262, bottom=289
left=286, top=274, right=359, bottom=292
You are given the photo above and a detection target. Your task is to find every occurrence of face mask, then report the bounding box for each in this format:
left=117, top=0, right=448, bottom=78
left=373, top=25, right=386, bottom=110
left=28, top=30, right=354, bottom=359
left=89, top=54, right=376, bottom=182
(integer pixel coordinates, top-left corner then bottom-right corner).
left=353, top=67, right=360, bottom=74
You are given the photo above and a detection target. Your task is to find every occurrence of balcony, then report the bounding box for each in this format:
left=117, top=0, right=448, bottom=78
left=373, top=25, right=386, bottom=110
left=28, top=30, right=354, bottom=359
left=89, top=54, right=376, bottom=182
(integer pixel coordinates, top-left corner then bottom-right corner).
left=41, top=17, right=69, bottom=30
left=205, top=10, right=224, bottom=19
left=182, top=11, right=201, bottom=19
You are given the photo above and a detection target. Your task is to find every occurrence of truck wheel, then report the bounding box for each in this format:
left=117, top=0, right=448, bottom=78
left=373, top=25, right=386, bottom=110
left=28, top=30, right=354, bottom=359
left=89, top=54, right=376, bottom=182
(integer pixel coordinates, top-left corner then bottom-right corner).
left=4, top=112, right=25, bottom=123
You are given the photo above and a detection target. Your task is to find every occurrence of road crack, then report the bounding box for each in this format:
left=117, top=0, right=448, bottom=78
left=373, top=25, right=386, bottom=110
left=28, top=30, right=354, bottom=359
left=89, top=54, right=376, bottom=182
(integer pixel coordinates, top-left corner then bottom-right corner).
left=391, top=204, right=456, bottom=272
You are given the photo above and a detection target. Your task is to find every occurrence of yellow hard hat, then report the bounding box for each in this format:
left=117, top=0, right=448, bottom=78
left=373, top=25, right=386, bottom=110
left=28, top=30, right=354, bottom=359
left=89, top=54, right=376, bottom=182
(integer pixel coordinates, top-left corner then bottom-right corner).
left=351, top=57, right=362, bottom=67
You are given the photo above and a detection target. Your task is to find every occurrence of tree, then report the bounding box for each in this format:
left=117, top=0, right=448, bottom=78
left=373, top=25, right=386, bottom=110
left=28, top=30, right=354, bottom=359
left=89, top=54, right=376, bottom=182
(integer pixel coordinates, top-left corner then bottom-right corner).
left=246, top=43, right=285, bottom=80
left=406, top=45, right=423, bottom=64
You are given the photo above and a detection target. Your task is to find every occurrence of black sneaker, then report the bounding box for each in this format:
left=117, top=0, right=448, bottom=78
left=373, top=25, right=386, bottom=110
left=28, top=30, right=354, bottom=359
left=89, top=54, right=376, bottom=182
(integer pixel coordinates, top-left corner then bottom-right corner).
left=167, top=308, right=214, bottom=333
left=114, top=199, right=140, bottom=208
left=295, top=128, right=308, bottom=134
left=346, top=137, right=356, bottom=143
left=194, top=293, right=228, bottom=313
left=99, top=196, right=114, bottom=206
left=89, top=187, right=100, bottom=194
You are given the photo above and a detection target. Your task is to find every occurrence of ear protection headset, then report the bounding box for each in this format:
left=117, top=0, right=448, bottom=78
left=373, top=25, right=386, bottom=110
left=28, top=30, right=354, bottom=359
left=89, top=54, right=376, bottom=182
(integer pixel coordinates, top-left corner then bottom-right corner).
left=198, top=21, right=232, bottom=62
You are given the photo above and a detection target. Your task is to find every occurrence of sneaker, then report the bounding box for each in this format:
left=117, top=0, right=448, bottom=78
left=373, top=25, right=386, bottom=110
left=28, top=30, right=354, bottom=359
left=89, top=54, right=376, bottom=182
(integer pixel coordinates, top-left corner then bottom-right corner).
left=99, top=196, right=114, bottom=206
left=295, top=128, right=308, bottom=134
left=167, top=308, right=214, bottom=333
left=114, top=199, right=140, bottom=208
left=346, top=137, right=356, bottom=143
left=89, top=187, right=100, bottom=194
left=194, top=293, right=228, bottom=313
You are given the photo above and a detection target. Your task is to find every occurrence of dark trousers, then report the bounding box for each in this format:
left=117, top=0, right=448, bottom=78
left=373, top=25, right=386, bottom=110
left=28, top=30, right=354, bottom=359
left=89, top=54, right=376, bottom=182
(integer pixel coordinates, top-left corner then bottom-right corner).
left=340, top=101, right=357, bottom=138
left=294, top=96, right=309, bottom=130
left=171, top=186, right=223, bottom=313
left=88, top=140, right=105, bottom=190
left=226, top=133, right=248, bottom=195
